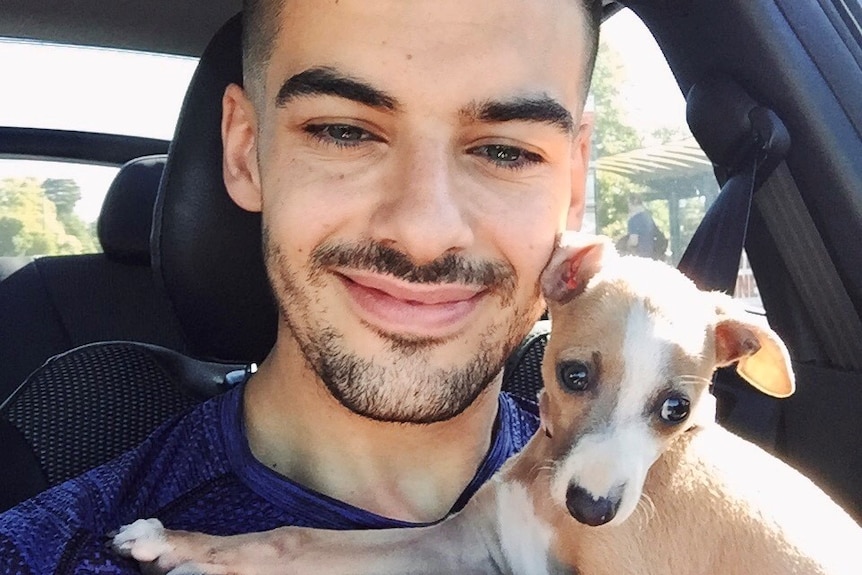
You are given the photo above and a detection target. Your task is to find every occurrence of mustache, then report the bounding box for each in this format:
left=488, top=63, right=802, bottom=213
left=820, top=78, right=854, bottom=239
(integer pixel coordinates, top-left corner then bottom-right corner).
left=311, top=241, right=517, bottom=291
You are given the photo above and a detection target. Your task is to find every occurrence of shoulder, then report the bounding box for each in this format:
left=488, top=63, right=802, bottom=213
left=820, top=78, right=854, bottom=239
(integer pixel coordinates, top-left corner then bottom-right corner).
left=629, top=210, right=651, bottom=229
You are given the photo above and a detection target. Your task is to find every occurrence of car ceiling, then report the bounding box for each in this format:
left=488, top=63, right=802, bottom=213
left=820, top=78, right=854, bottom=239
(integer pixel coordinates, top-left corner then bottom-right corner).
left=0, top=0, right=241, bottom=57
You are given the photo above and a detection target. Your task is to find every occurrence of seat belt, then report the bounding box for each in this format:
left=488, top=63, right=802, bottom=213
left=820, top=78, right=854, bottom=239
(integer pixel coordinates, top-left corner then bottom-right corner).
left=679, top=74, right=862, bottom=370
left=676, top=75, right=791, bottom=448
left=755, top=163, right=862, bottom=370
left=677, top=159, right=759, bottom=294
left=678, top=75, right=862, bottom=451
left=677, top=76, right=791, bottom=296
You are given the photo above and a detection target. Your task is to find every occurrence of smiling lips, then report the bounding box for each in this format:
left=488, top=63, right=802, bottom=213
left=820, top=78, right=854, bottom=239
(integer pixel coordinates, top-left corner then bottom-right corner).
left=337, top=269, right=487, bottom=338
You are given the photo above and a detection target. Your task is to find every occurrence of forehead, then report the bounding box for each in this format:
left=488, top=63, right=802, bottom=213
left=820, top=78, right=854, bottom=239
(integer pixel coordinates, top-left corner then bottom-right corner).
left=265, top=0, right=589, bottom=113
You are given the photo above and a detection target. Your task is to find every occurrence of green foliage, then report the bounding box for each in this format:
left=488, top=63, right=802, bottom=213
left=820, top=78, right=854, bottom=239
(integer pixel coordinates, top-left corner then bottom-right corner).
left=591, top=39, right=642, bottom=158
left=591, top=38, right=646, bottom=239
left=590, top=39, right=693, bottom=255
left=0, top=177, right=99, bottom=256
left=596, top=172, right=648, bottom=240
left=43, top=178, right=83, bottom=217
left=0, top=218, right=23, bottom=254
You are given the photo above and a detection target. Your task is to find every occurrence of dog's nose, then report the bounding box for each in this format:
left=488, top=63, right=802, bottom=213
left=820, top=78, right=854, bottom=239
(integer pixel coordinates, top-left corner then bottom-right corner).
left=565, top=484, right=621, bottom=526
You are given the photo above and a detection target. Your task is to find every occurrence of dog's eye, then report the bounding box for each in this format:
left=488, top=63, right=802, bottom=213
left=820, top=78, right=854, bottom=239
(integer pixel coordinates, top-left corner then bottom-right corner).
left=557, top=361, right=591, bottom=392
left=659, top=396, right=690, bottom=424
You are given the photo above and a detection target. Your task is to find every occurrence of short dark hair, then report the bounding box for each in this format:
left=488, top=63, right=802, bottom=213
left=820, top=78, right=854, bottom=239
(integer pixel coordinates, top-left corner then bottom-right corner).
left=241, top=0, right=284, bottom=105
left=581, top=0, right=603, bottom=100
left=241, top=0, right=602, bottom=106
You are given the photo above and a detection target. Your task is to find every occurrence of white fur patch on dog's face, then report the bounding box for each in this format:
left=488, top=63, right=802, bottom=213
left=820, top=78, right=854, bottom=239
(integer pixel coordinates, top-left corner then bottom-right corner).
left=496, top=480, right=554, bottom=575
left=552, top=422, right=662, bottom=526
left=550, top=299, right=710, bottom=526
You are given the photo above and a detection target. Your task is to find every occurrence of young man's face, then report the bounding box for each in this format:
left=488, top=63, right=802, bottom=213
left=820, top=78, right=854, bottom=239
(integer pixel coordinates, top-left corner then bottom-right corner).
left=225, top=0, right=592, bottom=423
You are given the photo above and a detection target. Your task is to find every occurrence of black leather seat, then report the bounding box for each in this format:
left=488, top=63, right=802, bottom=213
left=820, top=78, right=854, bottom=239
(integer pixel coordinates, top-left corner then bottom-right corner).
left=152, top=13, right=275, bottom=363
left=0, top=13, right=549, bottom=513
left=0, top=154, right=186, bottom=403
left=0, top=256, right=32, bottom=282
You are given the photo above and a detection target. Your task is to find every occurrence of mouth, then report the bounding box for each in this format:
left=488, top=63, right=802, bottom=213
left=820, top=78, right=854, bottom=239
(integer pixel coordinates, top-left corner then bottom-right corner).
left=335, top=269, right=487, bottom=339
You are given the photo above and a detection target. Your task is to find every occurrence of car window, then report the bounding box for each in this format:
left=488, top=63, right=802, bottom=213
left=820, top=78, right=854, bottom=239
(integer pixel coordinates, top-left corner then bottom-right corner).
left=591, top=9, right=763, bottom=310
left=0, top=160, right=116, bottom=256
left=0, top=40, right=196, bottom=258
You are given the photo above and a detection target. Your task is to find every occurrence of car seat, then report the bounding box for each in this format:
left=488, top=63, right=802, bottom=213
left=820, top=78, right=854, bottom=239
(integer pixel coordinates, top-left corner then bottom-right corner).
left=0, top=256, right=32, bottom=282
left=0, top=154, right=186, bottom=403
left=0, top=12, right=549, bottom=513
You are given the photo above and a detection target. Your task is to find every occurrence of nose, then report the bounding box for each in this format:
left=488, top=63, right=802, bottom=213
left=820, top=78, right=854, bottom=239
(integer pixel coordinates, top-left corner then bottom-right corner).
left=370, top=140, right=474, bottom=266
left=565, top=484, right=621, bottom=526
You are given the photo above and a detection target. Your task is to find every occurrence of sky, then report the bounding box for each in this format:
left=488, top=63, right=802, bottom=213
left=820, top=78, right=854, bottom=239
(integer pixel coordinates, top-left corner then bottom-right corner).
left=602, top=10, right=687, bottom=135
left=0, top=9, right=687, bottom=224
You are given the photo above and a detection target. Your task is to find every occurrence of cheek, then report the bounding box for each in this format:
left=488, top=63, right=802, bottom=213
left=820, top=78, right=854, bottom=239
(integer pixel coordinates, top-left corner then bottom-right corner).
left=259, top=156, right=380, bottom=251
left=478, top=195, right=566, bottom=294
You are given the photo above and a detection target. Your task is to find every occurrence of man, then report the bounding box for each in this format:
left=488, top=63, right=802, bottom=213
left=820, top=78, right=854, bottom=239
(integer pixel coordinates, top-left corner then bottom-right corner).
left=0, top=0, right=601, bottom=572
left=624, top=193, right=662, bottom=258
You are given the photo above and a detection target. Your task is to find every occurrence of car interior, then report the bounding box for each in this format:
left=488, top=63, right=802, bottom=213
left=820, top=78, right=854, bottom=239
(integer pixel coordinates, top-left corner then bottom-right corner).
left=1, top=0, right=861, bottom=531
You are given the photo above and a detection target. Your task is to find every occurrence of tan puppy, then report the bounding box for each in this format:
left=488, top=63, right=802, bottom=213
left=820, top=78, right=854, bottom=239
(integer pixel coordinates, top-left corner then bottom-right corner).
left=112, top=233, right=862, bottom=574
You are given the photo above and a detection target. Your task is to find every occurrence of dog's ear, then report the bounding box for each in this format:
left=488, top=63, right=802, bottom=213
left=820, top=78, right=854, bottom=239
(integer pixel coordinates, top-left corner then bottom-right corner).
left=541, top=233, right=616, bottom=304
left=713, top=299, right=795, bottom=398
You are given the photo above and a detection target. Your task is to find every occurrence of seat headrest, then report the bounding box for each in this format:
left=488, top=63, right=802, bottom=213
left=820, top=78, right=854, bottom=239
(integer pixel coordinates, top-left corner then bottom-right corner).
left=97, top=154, right=166, bottom=265
left=153, top=13, right=277, bottom=363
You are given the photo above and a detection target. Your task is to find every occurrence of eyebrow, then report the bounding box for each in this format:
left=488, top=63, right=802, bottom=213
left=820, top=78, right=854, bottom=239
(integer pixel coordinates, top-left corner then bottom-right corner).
left=464, top=96, right=575, bottom=135
left=275, top=67, right=574, bottom=135
left=275, top=66, right=398, bottom=111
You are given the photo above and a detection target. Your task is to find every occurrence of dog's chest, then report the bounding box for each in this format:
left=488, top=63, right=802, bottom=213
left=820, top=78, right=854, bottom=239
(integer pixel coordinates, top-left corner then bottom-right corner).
left=495, top=479, right=570, bottom=575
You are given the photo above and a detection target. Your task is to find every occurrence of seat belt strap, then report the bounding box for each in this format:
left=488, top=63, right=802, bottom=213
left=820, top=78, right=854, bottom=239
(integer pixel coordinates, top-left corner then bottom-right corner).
left=677, top=160, right=758, bottom=294
left=755, top=162, right=862, bottom=370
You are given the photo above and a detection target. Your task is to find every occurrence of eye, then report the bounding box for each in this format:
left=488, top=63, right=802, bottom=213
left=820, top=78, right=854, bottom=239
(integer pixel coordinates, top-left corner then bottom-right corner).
left=659, top=396, right=690, bottom=424
left=557, top=360, right=591, bottom=393
left=304, top=123, right=380, bottom=147
left=469, top=144, right=544, bottom=170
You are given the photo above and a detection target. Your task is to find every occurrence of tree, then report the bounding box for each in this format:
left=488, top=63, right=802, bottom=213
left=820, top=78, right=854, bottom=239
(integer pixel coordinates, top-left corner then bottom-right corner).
left=42, top=178, right=98, bottom=253
left=0, top=177, right=95, bottom=256
left=590, top=38, right=647, bottom=239
left=591, top=38, right=642, bottom=158
left=43, top=178, right=82, bottom=218
left=0, top=217, right=24, bottom=255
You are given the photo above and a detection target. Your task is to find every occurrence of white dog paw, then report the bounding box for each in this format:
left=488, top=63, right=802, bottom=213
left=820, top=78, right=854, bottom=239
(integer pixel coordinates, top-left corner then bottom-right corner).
left=111, top=517, right=174, bottom=562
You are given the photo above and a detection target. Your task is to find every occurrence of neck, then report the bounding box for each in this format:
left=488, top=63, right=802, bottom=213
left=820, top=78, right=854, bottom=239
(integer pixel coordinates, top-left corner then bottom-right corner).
left=242, top=335, right=503, bottom=523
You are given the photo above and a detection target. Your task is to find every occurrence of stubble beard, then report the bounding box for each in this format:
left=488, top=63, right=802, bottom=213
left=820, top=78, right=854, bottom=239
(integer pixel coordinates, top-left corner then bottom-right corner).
left=263, top=231, right=544, bottom=424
